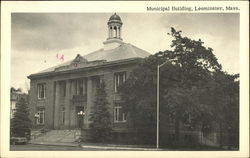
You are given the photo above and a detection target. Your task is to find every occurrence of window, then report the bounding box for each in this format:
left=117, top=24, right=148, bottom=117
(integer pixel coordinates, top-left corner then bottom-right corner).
left=37, top=83, right=46, bottom=99
left=96, top=76, right=103, bottom=88
left=114, top=106, right=127, bottom=123
left=79, top=80, right=85, bottom=95
left=36, top=110, right=45, bottom=125
left=11, top=102, right=16, bottom=110
left=114, top=72, right=126, bottom=92
left=169, top=112, right=175, bottom=124
left=184, top=113, right=192, bottom=126
left=75, top=79, right=86, bottom=96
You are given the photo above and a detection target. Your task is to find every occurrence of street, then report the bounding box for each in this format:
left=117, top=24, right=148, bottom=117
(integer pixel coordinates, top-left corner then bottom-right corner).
left=10, top=144, right=99, bottom=151
left=10, top=143, right=226, bottom=151
left=10, top=144, right=146, bottom=151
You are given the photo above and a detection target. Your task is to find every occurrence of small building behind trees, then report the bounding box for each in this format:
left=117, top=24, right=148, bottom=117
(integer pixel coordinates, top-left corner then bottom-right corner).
left=10, top=88, right=31, bottom=139
left=10, top=87, right=29, bottom=119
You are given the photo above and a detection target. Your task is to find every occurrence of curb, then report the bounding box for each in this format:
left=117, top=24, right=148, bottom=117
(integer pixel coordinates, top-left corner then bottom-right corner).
left=29, top=142, right=79, bottom=147
left=80, top=145, right=161, bottom=150
left=29, top=142, right=161, bottom=150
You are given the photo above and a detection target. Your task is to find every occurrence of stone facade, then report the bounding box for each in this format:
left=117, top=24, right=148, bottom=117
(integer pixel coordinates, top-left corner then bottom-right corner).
left=28, top=59, right=141, bottom=130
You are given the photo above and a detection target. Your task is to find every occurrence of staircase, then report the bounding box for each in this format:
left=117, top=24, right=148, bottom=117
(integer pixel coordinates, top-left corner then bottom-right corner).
left=30, top=129, right=80, bottom=143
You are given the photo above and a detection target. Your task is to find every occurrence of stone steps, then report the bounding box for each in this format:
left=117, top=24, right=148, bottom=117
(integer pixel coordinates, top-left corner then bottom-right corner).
left=31, top=129, right=80, bottom=143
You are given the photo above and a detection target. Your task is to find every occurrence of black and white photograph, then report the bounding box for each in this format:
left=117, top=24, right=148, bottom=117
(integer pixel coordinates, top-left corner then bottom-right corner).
left=1, top=1, right=249, bottom=158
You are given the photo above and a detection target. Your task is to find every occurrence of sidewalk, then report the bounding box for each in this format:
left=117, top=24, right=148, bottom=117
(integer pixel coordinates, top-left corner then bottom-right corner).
left=30, top=141, right=79, bottom=147
left=80, top=142, right=161, bottom=150
left=30, top=141, right=161, bottom=150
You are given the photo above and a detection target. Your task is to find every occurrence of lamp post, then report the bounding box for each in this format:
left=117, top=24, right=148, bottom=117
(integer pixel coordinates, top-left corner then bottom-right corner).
left=156, top=61, right=169, bottom=149
left=33, top=113, right=39, bottom=140
left=77, top=110, right=85, bottom=144
left=77, top=110, right=85, bottom=129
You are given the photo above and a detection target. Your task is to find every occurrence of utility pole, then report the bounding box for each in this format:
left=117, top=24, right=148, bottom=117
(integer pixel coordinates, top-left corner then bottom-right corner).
left=157, top=61, right=169, bottom=149
left=157, top=65, right=160, bottom=149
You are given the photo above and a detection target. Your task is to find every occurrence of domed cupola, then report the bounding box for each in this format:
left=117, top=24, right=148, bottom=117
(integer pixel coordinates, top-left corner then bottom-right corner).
left=103, top=13, right=124, bottom=50
left=107, top=13, right=123, bottom=40
left=108, top=13, right=122, bottom=25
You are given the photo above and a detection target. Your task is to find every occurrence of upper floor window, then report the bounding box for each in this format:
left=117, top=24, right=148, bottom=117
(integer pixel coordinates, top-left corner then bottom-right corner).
left=114, top=72, right=126, bottom=92
left=37, top=83, right=46, bottom=99
left=73, top=79, right=86, bottom=96
left=114, top=106, right=127, bottom=123
left=36, top=110, right=45, bottom=125
left=79, top=80, right=86, bottom=96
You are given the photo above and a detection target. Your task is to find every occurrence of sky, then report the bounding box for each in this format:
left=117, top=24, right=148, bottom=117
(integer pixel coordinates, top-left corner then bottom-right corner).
left=11, top=13, right=239, bottom=92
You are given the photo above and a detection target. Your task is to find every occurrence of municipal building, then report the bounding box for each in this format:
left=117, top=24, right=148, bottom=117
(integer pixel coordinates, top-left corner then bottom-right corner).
left=28, top=13, right=150, bottom=141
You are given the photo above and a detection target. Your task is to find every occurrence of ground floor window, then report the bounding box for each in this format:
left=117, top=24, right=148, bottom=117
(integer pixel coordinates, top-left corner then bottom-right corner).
left=184, top=113, right=192, bottom=126
left=36, top=110, right=45, bottom=125
left=114, top=106, right=127, bottom=123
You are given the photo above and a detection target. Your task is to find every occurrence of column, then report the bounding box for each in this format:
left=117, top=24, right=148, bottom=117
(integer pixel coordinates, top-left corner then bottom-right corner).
left=73, top=80, right=76, bottom=96
left=108, top=27, right=110, bottom=38
left=83, top=79, right=87, bottom=96
left=76, top=80, right=79, bottom=95
left=54, top=81, right=60, bottom=129
left=120, top=26, right=122, bottom=38
left=109, top=27, right=111, bottom=38
left=70, top=105, right=76, bottom=128
left=85, top=77, right=93, bottom=128
left=118, top=27, right=120, bottom=38
left=70, top=80, right=75, bottom=128
left=65, top=80, right=71, bottom=128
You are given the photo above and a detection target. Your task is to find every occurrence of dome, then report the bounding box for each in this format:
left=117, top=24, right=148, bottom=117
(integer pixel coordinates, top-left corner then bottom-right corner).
left=108, top=13, right=122, bottom=25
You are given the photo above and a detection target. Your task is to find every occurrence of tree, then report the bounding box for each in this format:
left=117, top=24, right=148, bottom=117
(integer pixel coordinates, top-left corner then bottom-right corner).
left=10, top=97, right=32, bottom=138
left=162, top=28, right=223, bottom=146
left=89, top=81, right=112, bottom=142
left=201, top=72, right=239, bottom=148
left=119, top=27, right=239, bottom=147
left=10, top=87, right=22, bottom=93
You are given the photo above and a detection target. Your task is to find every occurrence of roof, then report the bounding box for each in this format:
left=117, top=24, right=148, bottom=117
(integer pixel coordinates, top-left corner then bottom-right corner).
left=84, top=43, right=150, bottom=61
left=28, top=43, right=151, bottom=78
left=28, top=58, right=143, bottom=79
left=108, top=13, right=122, bottom=24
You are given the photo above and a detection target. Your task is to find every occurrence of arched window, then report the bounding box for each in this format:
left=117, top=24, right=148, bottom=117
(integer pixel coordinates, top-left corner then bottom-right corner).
left=114, top=26, right=117, bottom=38
left=110, top=26, right=112, bottom=38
